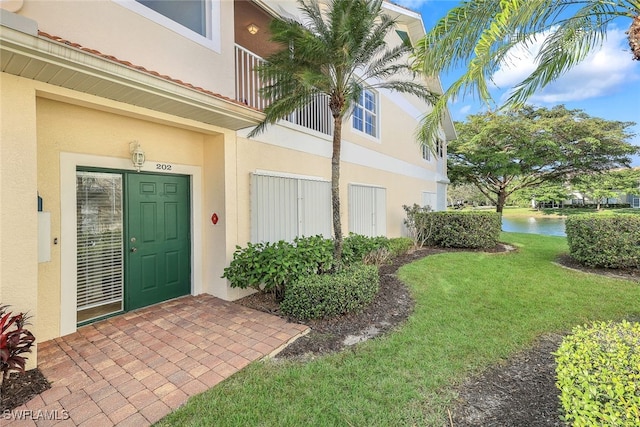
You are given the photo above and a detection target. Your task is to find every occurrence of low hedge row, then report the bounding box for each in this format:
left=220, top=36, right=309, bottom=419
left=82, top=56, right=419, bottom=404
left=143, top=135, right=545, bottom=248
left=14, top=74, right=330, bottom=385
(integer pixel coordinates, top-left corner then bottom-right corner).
left=555, top=320, right=640, bottom=426
left=409, top=211, right=501, bottom=249
left=566, top=214, right=640, bottom=268
left=280, top=263, right=379, bottom=320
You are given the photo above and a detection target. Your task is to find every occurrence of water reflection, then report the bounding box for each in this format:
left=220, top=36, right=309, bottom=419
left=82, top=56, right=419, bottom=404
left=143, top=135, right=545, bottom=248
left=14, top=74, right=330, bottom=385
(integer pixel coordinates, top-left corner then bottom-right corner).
left=502, top=216, right=566, bottom=237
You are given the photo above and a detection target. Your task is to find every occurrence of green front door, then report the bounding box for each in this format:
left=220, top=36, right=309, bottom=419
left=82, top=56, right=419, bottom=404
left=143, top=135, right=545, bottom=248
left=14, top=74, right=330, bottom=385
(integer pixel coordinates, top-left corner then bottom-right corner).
left=126, top=173, right=191, bottom=310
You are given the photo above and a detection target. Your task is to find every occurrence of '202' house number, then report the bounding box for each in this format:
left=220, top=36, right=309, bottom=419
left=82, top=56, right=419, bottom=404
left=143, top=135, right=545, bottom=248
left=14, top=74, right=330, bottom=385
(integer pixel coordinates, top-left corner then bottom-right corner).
left=156, top=163, right=172, bottom=171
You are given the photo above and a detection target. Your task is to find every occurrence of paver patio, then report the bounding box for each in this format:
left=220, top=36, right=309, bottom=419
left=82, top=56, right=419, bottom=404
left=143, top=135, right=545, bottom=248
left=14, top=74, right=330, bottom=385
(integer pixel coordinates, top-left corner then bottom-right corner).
left=3, top=295, right=309, bottom=426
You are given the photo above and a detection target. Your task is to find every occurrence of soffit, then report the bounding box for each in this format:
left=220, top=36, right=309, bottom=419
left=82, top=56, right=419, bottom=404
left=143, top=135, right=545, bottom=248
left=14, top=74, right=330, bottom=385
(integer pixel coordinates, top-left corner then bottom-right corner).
left=0, top=24, right=263, bottom=131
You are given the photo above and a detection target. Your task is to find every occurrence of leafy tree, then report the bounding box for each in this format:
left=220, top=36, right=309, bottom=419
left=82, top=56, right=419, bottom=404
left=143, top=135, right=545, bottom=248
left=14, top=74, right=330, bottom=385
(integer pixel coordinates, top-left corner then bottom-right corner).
left=248, top=0, right=438, bottom=265
left=511, top=181, right=570, bottom=208
left=447, top=183, right=493, bottom=207
left=414, top=0, right=640, bottom=145
left=572, top=168, right=640, bottom=209
left=448, top=105, right=638, bottom=213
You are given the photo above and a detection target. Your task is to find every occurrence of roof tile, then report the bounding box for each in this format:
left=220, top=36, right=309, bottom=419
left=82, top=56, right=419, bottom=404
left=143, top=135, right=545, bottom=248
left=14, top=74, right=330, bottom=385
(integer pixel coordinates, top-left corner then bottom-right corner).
left=37, top=31, right=258, bottom=111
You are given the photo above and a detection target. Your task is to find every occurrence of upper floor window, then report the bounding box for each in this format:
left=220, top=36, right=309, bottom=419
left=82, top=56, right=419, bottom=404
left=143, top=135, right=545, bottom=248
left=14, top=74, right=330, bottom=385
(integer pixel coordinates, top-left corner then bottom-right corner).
left=436, top=139, right=445, bottom=158
left=421, top=144, right=430, bottom=161
left=137, top=0, right=206, bottom=36
left=353, top=87, right=378, bottom=138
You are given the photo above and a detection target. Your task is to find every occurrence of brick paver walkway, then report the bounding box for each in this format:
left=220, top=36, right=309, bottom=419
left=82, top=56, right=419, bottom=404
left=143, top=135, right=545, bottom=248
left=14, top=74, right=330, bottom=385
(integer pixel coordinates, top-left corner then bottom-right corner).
left=3, top=295, right=308, bottom=426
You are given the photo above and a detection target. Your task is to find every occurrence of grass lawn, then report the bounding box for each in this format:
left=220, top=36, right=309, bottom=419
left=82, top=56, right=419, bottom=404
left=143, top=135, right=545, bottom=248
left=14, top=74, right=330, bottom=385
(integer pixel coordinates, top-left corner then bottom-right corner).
left=156, top=233, right=640, bottom=426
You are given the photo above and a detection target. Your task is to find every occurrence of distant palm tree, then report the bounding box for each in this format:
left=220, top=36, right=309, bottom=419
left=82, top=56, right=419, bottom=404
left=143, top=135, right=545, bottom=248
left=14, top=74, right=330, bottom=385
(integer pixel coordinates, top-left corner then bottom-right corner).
left=414, top=0, right=640, bottom=146
left=248, top=0, right=439, bottom=265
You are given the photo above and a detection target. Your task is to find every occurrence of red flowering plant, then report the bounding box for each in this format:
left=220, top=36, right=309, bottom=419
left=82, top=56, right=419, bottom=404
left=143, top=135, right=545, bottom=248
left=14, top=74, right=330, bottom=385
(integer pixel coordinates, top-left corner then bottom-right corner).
left=0, top=305, right=36, bottom=385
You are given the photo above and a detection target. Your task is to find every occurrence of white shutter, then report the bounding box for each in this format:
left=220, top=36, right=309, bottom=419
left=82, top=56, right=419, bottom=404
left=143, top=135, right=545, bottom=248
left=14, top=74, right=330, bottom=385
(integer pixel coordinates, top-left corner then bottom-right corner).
left=300, top=179, right=332, bottom=238
left=76, top=171, right=124, bottom=320
left=349, top=184, right=386, bottom=237
left=251, top=173, right=331, bottom=242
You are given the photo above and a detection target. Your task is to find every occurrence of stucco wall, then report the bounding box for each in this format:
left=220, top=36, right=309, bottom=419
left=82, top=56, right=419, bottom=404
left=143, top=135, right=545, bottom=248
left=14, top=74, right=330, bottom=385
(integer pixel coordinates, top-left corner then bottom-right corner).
left=0, top=72, right=39, bottom=369
left=15, top=0, right=236, bottom=99
left=236, top=127, right=436, bottom=240
left=35, top=94, right=229, bottom=341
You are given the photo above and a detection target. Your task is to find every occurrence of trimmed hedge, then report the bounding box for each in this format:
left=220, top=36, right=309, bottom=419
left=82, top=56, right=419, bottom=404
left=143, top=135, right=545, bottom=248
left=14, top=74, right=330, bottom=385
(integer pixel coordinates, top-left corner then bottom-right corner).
left=280, top=263, right=379, bottom=320
left=555, top=321, right=640, bottom=426
left=566, top=214, right=640, bottom=268
left=411, top=211, right=501, bottom=249
left=222, top=236, right=333, bottom=292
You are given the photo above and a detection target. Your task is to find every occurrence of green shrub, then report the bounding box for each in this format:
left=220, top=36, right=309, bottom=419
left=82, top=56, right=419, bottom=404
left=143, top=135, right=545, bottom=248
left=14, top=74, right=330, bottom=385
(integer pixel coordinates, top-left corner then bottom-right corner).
left=408, top=211, right=501, bottom=249
left=342, top=233, right=389, bottom=265
left=222, top=235, right=333, bottom=292
left=555, top=320, right=640, bottom=426
left=386, top=237, right=414, bottom=257
left=403, top=204, right=433, bottom=247
left=566, top=214, right=640, bottom=268
left=280, top=264, right=379, bottom=320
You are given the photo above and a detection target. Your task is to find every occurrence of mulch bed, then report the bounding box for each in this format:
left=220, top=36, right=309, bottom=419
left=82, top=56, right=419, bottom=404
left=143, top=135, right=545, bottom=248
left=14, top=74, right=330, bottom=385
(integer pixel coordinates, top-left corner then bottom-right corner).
left=1, top=369, right=51, bottom=412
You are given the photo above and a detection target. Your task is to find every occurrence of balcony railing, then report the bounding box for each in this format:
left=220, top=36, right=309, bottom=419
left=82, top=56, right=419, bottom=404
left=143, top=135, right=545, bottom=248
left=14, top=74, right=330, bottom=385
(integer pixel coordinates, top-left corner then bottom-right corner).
left=235, top=44, right=333, bottom=136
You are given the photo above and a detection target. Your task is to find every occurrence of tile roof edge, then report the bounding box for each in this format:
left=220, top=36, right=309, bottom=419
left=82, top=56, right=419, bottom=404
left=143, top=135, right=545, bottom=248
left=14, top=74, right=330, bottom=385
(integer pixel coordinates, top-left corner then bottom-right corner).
left=37, top=30, right=260, bottom=112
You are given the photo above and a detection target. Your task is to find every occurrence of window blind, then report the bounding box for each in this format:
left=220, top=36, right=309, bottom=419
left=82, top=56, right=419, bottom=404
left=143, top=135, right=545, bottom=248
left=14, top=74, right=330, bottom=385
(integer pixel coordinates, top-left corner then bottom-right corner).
left=76, top=171, right=124, bottom=319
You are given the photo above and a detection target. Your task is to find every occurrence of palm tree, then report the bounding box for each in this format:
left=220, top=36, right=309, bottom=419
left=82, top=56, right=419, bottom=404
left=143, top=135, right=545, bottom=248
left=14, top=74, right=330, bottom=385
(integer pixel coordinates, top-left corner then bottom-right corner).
left=414, top=0, right=640, bottom=146
left=248, top=0, right=439, bottom=266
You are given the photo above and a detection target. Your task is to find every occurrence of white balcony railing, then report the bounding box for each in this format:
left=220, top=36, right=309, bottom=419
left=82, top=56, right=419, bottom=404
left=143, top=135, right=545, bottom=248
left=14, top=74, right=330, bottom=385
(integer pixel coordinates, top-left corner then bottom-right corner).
left=235, top=44, right=333, bottom=136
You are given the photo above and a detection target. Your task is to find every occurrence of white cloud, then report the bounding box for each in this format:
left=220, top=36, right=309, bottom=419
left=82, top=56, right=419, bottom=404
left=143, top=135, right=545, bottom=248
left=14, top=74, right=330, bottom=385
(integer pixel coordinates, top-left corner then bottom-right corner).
left=458, top=105, right=472, bottom=115
left=491, top=28, right=638, bottom=103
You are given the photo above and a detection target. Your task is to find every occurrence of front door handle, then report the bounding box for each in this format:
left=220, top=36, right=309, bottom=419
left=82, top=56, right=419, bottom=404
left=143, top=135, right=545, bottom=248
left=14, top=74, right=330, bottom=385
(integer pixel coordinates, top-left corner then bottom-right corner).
left=131, top=247, right=138, bottom=253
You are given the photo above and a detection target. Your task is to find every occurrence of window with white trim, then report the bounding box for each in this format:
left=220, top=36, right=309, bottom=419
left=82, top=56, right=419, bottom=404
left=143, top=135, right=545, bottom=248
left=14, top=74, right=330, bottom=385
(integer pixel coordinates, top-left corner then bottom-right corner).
left=352, top=87, right=378, bottom=138
left=251, top=173, right=331, bottom=242
left=137, top=0, right=206, bottom=36
left=349, top=184, right=386, bottom=237
left=436, top=138, right=445, bottom=158
left=421, top=144, right=430, bottom=161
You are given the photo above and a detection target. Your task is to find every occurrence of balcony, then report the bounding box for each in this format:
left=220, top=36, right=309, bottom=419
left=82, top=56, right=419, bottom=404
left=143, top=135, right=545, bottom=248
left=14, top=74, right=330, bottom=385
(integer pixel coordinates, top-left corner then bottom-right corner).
left=235, top=44, right=333, bottom=136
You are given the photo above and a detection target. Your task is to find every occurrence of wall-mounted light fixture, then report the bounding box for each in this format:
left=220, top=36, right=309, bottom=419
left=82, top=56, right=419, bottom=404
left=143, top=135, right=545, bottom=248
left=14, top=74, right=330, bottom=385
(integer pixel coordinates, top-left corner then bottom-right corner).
left=247, top=23, right=259, bottom=35
left=129, top=141, right=145, bottom=172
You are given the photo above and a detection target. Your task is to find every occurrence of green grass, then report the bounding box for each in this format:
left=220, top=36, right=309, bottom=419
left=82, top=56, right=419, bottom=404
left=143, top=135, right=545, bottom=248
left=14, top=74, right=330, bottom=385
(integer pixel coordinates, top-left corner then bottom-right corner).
left=156, top=233, right=640, bottom=426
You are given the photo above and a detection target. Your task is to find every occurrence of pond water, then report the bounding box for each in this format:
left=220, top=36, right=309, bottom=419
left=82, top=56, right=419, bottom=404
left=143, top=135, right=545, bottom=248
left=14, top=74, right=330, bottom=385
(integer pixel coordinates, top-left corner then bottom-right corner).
left=502, top=216, right=566, bottom=237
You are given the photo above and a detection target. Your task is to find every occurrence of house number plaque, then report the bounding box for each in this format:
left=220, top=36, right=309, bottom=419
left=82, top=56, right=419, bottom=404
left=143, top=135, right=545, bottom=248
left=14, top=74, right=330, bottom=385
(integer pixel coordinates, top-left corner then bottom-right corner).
left=155, top=163, right=173, bottom=171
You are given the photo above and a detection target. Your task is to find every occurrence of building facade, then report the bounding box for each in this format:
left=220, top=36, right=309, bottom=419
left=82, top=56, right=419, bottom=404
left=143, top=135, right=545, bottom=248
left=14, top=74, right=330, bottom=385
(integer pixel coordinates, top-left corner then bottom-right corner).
left=0, top=0, right=454, bottom=366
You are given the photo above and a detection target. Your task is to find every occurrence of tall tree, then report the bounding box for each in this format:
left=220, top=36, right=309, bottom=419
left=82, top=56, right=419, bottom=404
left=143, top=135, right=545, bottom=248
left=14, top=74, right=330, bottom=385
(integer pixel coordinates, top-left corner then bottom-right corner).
left=572, top=169, right=640, bottom=209
left=248, top=0, right=438, bottom=265
left=414, top=0, right=640, bottom=145
left=448, top=105, right=638, bottom=213
left=512, top=181, right=570, bottom=209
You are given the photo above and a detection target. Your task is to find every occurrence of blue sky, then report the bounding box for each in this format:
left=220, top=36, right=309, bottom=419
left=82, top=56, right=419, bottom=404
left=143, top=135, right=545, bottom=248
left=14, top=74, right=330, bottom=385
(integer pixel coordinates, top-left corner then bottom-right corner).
left=396, top=0, right=640, bottom=164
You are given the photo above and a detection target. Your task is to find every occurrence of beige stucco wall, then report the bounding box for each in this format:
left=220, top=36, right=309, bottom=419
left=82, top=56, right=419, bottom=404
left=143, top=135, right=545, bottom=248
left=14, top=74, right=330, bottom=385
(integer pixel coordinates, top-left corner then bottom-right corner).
left=0, top=72, right=39, bottom=369
left=235, top=131, right=434, bottom=241
left=31, top=89, right=235, bottom=340
left=15, top=0, right=236, bottom=99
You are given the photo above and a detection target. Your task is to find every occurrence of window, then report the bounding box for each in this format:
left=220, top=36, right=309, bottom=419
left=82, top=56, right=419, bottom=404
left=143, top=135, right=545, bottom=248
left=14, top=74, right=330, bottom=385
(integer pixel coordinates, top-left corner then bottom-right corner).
left=349, top=184, right=386, bottom=237
left=353, top=87, right=378, bottom=138
left=76, top=171, right=124, bottom=324
left=421, top=144, right=430, bottom=161
left=436, top=139, right=445, bottom=158
left=251, top=173, right=331, bottom=242
left=395, top=30, right=411, bottom=46
left=137, top=0, right=206, bottom=36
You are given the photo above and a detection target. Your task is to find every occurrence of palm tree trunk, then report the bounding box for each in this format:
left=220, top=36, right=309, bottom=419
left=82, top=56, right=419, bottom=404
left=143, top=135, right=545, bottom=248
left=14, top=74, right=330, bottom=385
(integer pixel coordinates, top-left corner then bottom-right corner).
left=629, top=14, right=640, bottom=60
left=331, top=115, right=343, bottom=267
